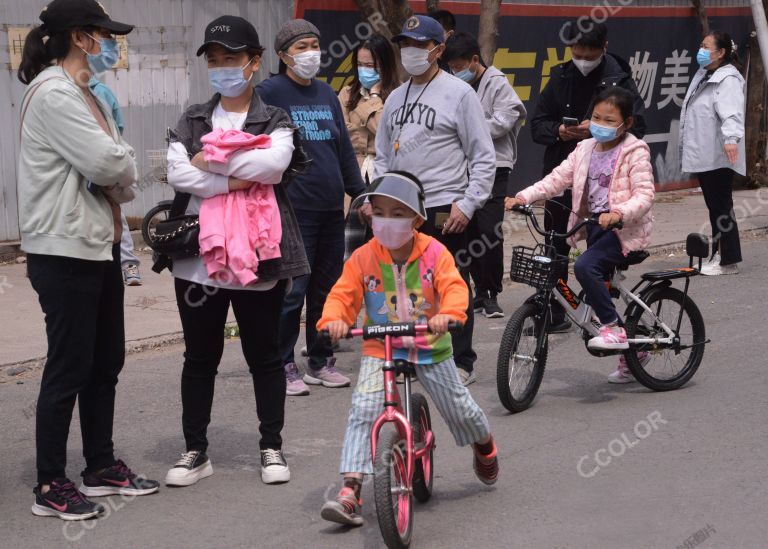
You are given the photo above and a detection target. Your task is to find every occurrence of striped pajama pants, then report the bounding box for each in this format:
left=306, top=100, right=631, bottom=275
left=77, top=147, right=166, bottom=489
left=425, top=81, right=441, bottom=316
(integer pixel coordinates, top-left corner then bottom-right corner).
left=339, top=355, right=491, bottom=475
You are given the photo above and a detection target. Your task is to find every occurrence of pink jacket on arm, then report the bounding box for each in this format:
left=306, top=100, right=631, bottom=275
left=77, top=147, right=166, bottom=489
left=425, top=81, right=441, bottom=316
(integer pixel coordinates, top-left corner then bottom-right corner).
left=201, top=128, right=272, bottom=164
left=198, top=130, right=282, bottom=286
left=517, top=133, right=655, bottom=255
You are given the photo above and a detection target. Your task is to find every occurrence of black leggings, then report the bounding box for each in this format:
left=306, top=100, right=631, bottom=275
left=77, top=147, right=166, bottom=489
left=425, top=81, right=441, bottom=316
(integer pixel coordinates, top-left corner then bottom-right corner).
left=174, top=278, right=287, bottom=452
left=28, top=245, right=124, bottom=485
left=696, top=168, right=742, bottom=266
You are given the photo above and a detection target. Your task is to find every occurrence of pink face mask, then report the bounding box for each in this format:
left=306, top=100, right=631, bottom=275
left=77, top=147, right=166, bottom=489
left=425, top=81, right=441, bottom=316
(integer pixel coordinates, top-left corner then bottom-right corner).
left=372, top=216, right=415, bottom=250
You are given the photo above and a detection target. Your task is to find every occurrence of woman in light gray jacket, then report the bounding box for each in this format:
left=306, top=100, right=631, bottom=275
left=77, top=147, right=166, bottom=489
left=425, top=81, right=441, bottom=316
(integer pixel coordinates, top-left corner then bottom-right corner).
left=680, top=30, right=745, bottom=276
left=18, top=0, right=158, bottom=520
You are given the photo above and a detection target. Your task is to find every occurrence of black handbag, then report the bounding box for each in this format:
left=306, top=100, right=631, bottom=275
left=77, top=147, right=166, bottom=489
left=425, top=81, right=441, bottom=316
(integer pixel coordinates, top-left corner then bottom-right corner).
left=144, top=192, right=199, bottom=273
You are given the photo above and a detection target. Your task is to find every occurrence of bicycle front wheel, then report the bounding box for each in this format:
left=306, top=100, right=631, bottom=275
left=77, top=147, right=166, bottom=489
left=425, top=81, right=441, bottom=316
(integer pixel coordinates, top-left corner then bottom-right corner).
left=496, top=303, right=548, bottom=413
left=624, top=287, right=705, bottom=391
left=374, top=430, right=413, bottom=548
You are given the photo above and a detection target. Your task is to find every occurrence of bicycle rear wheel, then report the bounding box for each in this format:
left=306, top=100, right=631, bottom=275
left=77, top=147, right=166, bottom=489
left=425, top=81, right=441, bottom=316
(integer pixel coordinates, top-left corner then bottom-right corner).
left=624, top=287, right=705, bottom=391
left=374, top=430, right=413, bottom=548
left=496, top=303, right=548, bottom=413
left=410, top=393, right=433, bottom=503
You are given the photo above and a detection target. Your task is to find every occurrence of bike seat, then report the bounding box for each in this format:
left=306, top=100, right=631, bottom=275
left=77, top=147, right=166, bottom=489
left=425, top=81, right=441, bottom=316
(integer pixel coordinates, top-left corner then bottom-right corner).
left=616, top=250, right=650, bottom=271
left=393, top=359, right=417, bottom=377
left=641, top=267, right=699, bottom=281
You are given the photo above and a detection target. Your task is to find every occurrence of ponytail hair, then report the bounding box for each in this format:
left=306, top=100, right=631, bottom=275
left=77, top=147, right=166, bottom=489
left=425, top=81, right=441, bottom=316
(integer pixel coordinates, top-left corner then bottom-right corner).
left=707, top=29, right=742, bottom=71
left=17, top=26, right=73, bottom=85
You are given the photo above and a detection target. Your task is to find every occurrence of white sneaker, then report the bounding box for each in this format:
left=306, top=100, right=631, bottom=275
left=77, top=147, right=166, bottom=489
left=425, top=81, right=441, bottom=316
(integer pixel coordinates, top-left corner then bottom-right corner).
left=458, top=368, right=476, bottom=386
left=260, top=449, right=290, bottom=484
left=700, top=262, right=739, bottom=276
left=705, top=253, right=720, bottom=267
left=165, top=451, right=213, bottom=487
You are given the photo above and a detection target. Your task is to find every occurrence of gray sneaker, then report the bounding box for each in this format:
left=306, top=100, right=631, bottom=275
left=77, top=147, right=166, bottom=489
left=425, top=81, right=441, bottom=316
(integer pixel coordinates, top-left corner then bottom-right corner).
left=303, top=358, right=351, bottom=388
left=458, top=368, right=476, bottom=386
left=285, top=363, right=310, bottom=396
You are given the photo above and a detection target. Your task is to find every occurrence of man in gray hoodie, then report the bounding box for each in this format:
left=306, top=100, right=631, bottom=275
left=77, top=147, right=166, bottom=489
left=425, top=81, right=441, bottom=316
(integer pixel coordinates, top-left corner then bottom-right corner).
left=374, top=15, right=496, bottom=385
left=444, top=32, right=526, bottom=319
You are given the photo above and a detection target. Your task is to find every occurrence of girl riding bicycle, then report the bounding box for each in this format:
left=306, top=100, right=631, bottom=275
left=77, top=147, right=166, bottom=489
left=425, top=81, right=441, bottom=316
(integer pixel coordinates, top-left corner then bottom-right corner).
left=506, top=87, right=655, bottom=383
left=318, top=171, right=498, bottom=527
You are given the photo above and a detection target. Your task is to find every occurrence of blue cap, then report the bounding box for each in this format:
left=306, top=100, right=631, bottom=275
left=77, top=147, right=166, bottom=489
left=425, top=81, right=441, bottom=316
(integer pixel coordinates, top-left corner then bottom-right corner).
left=392, top=15, right=445, bottom=44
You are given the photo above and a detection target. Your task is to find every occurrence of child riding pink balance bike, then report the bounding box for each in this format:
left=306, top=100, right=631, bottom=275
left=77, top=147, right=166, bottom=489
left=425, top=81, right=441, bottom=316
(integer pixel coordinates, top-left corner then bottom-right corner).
left=317, top=171, right=498, bottom=548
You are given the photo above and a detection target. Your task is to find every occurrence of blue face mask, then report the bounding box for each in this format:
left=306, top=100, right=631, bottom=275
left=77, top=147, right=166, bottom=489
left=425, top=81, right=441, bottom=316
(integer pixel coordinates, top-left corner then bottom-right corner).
left=454, top=67, right=475, bottom=83
left=84, top=35, right=120, bottom=74
left=358, top=67, right=380, bottom=90
left=208, top=58, right=254, bottom=98
left=589, top=121, right=624, bottom=143
left=696, top=48, right=712, bottom=68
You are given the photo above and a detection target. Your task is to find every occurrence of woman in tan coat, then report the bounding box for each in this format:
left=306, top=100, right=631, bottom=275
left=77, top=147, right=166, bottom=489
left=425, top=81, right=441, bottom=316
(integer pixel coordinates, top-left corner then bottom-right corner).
left=338, top=34, right=400, bottom=184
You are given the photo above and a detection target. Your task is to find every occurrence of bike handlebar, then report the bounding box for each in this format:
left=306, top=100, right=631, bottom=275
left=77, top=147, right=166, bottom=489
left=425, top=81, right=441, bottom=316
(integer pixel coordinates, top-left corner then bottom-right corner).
left=320, top=321, right=464, bottom=342
left=511, top=204, right=623, bottom=238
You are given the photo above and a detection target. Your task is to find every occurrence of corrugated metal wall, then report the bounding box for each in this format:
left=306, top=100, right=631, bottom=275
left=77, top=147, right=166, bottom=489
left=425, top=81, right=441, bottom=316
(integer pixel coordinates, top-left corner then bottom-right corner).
left=0, top=0, right=294, bottom=242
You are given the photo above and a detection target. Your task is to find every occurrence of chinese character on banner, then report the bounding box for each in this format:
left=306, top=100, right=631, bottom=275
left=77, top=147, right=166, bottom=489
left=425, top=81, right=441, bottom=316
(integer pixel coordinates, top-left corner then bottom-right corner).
left=629, top=51, right=658, bottom=109
left=657, top=49, right=692, bottom=109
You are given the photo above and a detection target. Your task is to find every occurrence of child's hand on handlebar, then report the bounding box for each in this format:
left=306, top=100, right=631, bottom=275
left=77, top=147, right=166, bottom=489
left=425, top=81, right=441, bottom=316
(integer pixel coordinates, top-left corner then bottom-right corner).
left=504, top=197, right=525, bottom=211
left=599, top=211, right=623, bottom=230
left=324, top=320, right=351, bottom=343
left=428, top=314, right=454, bottom=335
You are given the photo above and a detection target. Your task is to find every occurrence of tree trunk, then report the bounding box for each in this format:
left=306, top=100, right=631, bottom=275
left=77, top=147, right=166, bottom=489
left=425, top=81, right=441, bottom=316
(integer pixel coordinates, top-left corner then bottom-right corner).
left=354, top=0, right=413, bottom=38
left=690, top=0, right=710, bottom=36
left=426, top=0, right=440, bottom=12
left=745, top=32, right=768, bottom=186
left=478, top=0, right=502, bottom=66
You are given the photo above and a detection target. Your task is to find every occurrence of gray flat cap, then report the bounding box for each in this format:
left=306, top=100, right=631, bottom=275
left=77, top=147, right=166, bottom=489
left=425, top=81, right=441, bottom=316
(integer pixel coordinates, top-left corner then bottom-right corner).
left=274, top=19, right=320, bottom=53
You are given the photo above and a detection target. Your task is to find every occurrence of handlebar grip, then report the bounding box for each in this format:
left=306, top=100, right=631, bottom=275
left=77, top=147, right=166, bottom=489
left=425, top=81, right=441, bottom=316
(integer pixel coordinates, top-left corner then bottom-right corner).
left=447, top=321, right=464, bottom=334
left=511, top=204, right=529, bottom=214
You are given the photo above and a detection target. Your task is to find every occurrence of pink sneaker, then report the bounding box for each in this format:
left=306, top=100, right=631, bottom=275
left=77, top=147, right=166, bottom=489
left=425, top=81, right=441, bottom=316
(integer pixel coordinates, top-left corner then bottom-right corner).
left=588, top=324, right=629, bottom=351
left=303, top=358, right=351, bottom=388
left=285, top=363, right=310, bottom=396
left=609, top=352, right=650, bottom=383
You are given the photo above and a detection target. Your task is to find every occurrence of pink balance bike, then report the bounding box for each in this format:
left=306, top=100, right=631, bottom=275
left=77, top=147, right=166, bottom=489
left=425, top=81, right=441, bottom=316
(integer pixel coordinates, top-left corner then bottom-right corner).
left=322, top=321, right=462, bottom=549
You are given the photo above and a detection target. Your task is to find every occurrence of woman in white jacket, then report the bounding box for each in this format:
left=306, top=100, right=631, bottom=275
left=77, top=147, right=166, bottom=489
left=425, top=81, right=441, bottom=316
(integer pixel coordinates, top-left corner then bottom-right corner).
left=18, top=0, right=159, bottom=521
left=680, top=30, right=745, bottom=276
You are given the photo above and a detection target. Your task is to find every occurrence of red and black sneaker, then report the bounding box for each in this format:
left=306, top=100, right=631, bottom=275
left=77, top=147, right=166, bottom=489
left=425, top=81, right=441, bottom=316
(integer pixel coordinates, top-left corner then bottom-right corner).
left=320, top=487, right=364, bottom=527
left=473, top=439, right=499, bottom=485
left=80, top=459, right=160, bottom=497
left=31, top=478, right=103, bottom=521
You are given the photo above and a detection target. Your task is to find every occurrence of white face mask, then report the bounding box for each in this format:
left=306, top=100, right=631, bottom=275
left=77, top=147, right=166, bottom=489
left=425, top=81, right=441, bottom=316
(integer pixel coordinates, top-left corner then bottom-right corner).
left=288, top=50, right=322, bottom=80
left=372, top=216, right=415, bottom=250
left=400, top=46, right=437, bottom=76
left=572, top=54, right=603, bottom=77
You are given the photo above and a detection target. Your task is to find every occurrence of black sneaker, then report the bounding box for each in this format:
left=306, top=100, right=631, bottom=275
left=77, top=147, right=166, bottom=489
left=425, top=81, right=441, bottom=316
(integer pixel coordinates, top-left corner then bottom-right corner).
left=165, top=451, right=213, bottom=487
left=260, top=448, right=290, bottom=484
left=80, top=459, right=160, bottom=497
left=32, top=478, right=102, bottom=521
left=473, top=292, right=488, bottom=314
left=483, top=295, right=505, bottom=319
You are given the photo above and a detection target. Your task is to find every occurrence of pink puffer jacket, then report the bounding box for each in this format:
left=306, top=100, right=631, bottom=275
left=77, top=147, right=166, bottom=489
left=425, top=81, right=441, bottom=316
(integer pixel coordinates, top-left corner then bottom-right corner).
left=517, top=133, right=654, bottom=255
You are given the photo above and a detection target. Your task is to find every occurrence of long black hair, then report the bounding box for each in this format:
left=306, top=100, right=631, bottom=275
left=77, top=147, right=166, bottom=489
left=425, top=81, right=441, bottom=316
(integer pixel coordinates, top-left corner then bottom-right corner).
left=346, top=33, right=399, bottom=111
left=707, top=29, right=742, bottom=70
left=18, top=25, right=97, bottom=85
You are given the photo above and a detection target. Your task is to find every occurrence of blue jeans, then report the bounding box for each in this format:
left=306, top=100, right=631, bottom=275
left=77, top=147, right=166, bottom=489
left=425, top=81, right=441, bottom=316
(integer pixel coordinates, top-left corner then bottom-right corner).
left=279, top=209, right=345, bottom=371
left=574, top=224, right=626, bottom=325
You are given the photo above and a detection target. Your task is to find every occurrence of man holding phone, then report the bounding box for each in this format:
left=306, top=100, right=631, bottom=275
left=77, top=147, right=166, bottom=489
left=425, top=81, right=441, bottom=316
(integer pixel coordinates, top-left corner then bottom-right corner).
left=374, top=15, right=496, bottom=385
left=529, top=19, right=645, bottom=332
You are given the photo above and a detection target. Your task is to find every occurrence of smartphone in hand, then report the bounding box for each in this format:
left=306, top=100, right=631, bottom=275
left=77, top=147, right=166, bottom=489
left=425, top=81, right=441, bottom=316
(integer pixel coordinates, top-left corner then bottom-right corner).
left=562, top=116, right=579, bottom=127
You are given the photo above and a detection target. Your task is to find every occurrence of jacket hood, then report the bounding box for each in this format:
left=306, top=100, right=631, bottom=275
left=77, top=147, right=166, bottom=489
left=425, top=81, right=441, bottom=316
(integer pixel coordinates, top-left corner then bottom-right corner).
left=186, top=88, right=272, bottom=126
left=706, top=63, right=745, bottom=84
left=581, top=132, right=648, bottom=156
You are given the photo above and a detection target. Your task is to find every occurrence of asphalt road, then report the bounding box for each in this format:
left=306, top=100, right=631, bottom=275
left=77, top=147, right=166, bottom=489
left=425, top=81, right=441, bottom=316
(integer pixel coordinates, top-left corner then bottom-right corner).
left=1, top=239, right=767, bottom=549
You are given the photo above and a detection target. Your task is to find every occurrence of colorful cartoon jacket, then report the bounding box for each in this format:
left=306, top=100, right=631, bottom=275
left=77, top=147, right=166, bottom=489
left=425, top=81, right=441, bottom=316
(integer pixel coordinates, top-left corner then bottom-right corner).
left=318, top=232, right=468, bottom=364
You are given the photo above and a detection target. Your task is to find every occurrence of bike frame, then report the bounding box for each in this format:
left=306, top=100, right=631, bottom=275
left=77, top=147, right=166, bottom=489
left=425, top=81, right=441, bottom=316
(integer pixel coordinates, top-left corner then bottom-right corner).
left=346, top=325, right=435, bottom=492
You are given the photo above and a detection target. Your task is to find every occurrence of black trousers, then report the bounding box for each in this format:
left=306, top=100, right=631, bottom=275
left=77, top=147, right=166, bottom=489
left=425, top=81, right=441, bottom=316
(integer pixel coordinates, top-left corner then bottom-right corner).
left=419, top=205, right=477, bottom=373
left=28, top=245, right=124, bottom=485
left=467, top=168, right=510, bottom=297
left=544, top=190, right=573, bottom=322
left=175, top=278, right=288, bottom=452
left=696, top=168, right=742, bottom=266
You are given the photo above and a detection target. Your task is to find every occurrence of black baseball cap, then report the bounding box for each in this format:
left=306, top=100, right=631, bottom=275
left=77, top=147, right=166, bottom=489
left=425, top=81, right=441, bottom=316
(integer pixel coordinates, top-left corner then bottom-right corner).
left=197, top=16, right=262, bottom=57
left=39, top=0, right=134, bottom=35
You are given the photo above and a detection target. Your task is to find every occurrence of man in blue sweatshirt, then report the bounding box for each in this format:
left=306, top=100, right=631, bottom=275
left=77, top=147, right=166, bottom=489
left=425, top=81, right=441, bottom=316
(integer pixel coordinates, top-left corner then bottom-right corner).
left=257, top=19, right=366, bottom=397
left=374, top=15, right=496, bottom=386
